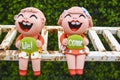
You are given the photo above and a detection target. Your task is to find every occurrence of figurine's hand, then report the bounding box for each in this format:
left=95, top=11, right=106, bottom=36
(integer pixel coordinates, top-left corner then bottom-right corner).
left=83, top=38, right=89, bottom=46
left=62, top=38, right=68, bottom=46
left=36, top=40, right=42, bottom=48
left=15, top=41, right=21, bottom=49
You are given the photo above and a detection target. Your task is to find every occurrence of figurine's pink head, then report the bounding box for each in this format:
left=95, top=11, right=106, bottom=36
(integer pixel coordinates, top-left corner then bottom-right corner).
left=58, top=6, right=93, bottom=35
left=14, top=7, right=46, bottom=36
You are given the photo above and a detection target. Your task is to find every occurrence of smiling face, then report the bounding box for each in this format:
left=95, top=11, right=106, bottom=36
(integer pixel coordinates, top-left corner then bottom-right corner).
left=14, top=7, right=46, bottom=37
left=58, top=7, right=93, bottom=35
left=62, top=12, right=89, bottom=34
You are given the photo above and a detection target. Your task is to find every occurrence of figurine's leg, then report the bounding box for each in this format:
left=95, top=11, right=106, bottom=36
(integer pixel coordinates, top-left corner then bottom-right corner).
left=19, top=51, right=29, bottom=76
left=65, top=54, right=76, bottom=76
left=31, top=52, right=41, bottom=76
left=76, top=54, right=86, bottom=75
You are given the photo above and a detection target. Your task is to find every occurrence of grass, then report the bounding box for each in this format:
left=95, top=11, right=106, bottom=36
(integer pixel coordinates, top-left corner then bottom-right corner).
left=0, top=61, right=120, bottom=80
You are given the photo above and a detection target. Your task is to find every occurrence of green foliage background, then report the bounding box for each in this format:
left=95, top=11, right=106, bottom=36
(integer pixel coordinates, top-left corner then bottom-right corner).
left=0, top=0, right=120, bottom=80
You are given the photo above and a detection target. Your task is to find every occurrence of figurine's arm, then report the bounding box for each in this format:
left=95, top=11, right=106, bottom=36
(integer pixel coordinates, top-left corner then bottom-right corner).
left=15, top=34, right=23, bottom=49
left=81, top=34, right=89, bottom=46
left=36, top=34, right=44, bottom=48
left=60, top=33, right=68, bottom=46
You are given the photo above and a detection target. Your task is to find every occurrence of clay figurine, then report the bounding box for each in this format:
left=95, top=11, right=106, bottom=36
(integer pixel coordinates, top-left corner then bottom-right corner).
left=14, top=7, right=46, bottom=76
left=57, top=6, right=93, bottom=76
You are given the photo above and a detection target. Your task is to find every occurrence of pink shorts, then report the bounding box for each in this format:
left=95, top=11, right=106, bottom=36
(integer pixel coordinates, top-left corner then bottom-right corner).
left=63, top=46, right=89, bottom=55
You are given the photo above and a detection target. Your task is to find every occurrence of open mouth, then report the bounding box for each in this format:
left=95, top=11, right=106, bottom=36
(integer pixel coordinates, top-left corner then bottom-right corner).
left=68, top=21, right=82, bottom=32
left=19, top=21, right=33, bottom=32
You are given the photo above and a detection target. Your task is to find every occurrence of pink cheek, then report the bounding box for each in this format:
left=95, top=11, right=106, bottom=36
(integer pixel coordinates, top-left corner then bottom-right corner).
left=16, top=24, right=20, bottom=31
left=62, top=21, right=68, bottom=26
left=32, top=25, right=41, bottom=32
left=17, top=18, right=22, bottom=22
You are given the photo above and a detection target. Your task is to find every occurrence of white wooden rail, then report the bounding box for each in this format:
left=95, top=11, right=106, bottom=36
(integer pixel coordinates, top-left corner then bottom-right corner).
left=0, top=25, right=120, bottom=61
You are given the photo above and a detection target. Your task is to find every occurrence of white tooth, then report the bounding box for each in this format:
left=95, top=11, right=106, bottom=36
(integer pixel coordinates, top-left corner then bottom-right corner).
left=27, top=23, right=31, bottom=25
left=76, top=22, right=80, bottom=25
left=23, top=22, right=27, bottom=25
left=71, top=22, right=76, bottom=25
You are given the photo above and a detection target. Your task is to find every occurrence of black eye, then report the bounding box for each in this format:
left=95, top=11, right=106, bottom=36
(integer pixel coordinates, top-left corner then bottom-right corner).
left=64, top=14, right=71, bottom=18
left=30, top=15, right=37, bottom=19
left=79, top=14, right=86, bottom=18
left=18, top=14, right=24, bottom=18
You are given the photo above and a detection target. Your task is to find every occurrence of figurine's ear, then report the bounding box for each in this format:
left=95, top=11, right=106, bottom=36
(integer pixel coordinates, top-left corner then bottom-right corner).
left=57, top=10, right=66, bottom=26
left=88, top=16, right=93, bottom=27
left=41, top=17, right=46, bottom=24
left=57, top=14, right=63, bottom=26
left=14, top=15, right=18, bottom=20
left=41, top=17, right=46, bottom=27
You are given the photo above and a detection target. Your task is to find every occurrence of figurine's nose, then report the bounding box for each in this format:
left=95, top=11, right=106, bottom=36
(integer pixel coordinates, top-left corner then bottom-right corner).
left=73, top=17, right=77, bottom=19
left=24, top=17, right=29, bottom=20
left=22, top=19, right=29, bottom=22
